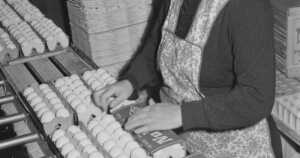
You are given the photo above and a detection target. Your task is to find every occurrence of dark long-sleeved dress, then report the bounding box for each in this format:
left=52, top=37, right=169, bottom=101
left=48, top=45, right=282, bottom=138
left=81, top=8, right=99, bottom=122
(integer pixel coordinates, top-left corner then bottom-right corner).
left=123, top=0, right=281, bottom=157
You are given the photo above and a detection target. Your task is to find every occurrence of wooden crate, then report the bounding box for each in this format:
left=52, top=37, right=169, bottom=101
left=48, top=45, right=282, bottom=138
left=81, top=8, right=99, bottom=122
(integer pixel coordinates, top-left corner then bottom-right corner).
left=67, top=0, right=152, bottom=74
left=271, top=0, right=300, bottom=77
left=67, top=0, right=152, bottom=33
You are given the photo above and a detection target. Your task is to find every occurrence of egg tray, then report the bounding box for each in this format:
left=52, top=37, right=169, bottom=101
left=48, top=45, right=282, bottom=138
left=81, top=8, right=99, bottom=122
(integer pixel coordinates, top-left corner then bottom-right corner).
left=82, top=114, right=150, bottom=158
left=272, top=93, right=300, bottom=134
left=51, top=125, right=111, bottom=158
left=79, top=122, right=113, bottom=158
left=112, top=105, right=187, bottom=158
left=52, top=75, right=102, bottom=126
left=22, top=82, right=78, bottom=136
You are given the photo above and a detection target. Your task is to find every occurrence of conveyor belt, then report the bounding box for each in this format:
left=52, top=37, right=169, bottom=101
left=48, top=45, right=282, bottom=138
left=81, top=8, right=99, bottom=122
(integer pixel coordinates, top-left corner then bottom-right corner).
left=0, top=47, right=98, bottom=157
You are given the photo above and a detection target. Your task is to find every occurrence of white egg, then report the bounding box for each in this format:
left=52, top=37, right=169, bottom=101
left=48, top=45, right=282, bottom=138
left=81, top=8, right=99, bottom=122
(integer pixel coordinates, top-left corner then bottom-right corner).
left=68, top=126, right=81, bottom=134
left=87, top=120, right=99, bottom=131
left=70, top=99, right=81, bottom=108
left=70, top=74, right=80, bottom=81
left=66, top=150, right=80, bottom=158
left=91, top=81, right=103, bottom=91
left=26, top=92, right=38, bottom=101
left=124, top=141, right=140, bottom=154
left=83, top=145, right=97, bottom=154
left=55, top=78, right=65, bottom=88
left=62, top=90, right=73, bottom=98
left=56, top=136, right=69, bottom=148
left=49, top=98, right=61, bottom=105
left=110, top=146, right=123, bottom=158
left=41, top=111, right=55, bottom=123
left=79, top=139, right=92, bottom=146
left=89, top=152, right=104, bottom=158
left=72, top=80, right=84, bottom=89
left=76, top=105, right=86, bottom=113
left=96, top=131, right=110, bottom=145
left=29, top=97, right=43, bottom=107
left=56, top=108, right=70, bottom=118
left=131, top=148, right=147, bottom=158
left=103, top=140, right=116, bottom=151
left=86, top=78, right=96, bottom=86
left=41, top=87, right=52, bottom=94
left=52, top=129, right=65, bottom=142
left=112, top=128, right=126, bottom=139
left=100, top=115, right=116, bottom=128
left=23, top=87, right=34, bottom=96
left=74, top=132, right=87, bottom=141
left=106, top=122, right=122, bottom=134
left=82, top=71, right=93, bottom=81
left=61, top=143, right=75, bottom=156
left=58, top=86, right=68, bottom=92
left=39, top=84, right=50, bottom=90
left=34, top=102, right=47, bottom=112
left=119, top=134, right=133, bottom=148
left=66, top=94, right=77, bottom=103
left=79, top=90, right=92, bottom=98
left=96, top=69, right=106, bottom=74
left=74, top=86, right=86, bottom=94
left=37, top=107, right=50, bottom=118
left=92, top=125, right=104, bottom=136
left=45, top=92, right=57, bottom=99
left=84, top=96, right=92, bottom=103
left=53, top=103, right=64, bottom=109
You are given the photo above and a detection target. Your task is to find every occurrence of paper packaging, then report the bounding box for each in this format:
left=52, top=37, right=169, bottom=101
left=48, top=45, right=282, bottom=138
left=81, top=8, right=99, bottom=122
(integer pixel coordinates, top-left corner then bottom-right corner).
left=113, top=105, right=187, bottom=158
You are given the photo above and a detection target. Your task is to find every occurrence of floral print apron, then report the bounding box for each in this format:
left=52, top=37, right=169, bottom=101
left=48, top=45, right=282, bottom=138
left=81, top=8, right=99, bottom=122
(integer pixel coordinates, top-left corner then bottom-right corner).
left=157, top=0, right=275, bottom=157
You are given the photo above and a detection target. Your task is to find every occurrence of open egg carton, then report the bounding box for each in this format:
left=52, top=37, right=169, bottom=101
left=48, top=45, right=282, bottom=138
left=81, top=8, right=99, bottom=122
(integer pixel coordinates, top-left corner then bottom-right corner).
left=51, top=125, right=110, bottom=158
left=51, top=115, right=150, bottom=158
left=273, top=92, right=300, bottom=134
left=82, top=68, right=137, bottom=111
left=22, top=83, right=76, bottom=135
left=0, top=0, right=69, bottom=62
left=53, top=74, right=102, bottom=125
left=0, top=27, right=18, bottom=60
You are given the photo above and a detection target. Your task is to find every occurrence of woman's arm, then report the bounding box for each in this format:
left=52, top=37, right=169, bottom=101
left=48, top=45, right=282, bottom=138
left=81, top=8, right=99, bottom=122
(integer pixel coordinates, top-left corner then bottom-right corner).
left=181, top=0, right=275, bottom=131
left=121, top=0, right=170, bottom=91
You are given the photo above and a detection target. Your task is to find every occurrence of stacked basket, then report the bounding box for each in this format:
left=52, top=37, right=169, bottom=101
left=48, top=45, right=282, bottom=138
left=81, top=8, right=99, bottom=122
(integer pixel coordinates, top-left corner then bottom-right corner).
left=67, top=0, right=152, bottom=76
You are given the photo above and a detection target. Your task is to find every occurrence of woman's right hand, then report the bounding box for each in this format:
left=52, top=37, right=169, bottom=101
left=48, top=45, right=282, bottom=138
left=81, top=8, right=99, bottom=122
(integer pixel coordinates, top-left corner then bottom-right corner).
left=93, top=80, right=134, bottom=111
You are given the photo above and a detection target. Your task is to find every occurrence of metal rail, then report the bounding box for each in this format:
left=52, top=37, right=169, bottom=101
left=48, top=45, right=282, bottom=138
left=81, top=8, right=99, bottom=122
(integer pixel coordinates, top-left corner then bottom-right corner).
left=0, top=133, right=40, bottom=150
left=0, top=95, right=15, bottom=104
left=0, top=113, right=27, bottom=126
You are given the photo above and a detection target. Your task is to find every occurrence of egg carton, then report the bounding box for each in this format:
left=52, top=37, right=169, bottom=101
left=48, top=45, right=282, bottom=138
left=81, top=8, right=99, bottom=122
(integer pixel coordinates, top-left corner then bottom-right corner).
left=112, top=105, right=187, bottom=158
left=0, top=1, right=45, bottom=56
left=7, top=0, right=69, bottom=51
left=23, top=83, right=75, bottom=135
left=0, top=27, right=18, bottom=60
left=273, top=92, right=300, bottom=133
left=54, top=74, right=102, bottom=125
left=85, top=114, right=149, bottom=158
left=51, top=125, right=110, bottom=158
left=82, top=68, right=137, bottom=111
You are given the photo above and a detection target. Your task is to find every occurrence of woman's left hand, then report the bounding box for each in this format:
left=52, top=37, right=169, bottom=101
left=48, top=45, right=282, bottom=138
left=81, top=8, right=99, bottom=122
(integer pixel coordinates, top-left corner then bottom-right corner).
left=125, top=103, right=182, bottom=134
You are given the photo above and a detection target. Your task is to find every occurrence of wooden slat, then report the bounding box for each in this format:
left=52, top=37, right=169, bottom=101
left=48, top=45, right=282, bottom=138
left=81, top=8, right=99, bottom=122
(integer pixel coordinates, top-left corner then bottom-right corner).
left=4, top=64, right=37, bottom=91
left=273, top=117, right=300, bottom=145
left=29, top=59, right=64, bottom=82
left=53, top=50, right=93, bottom=75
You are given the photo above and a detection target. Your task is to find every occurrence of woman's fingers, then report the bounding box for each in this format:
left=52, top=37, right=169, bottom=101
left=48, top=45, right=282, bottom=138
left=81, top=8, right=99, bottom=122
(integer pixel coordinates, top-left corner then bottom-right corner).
left=125, top=113, right=150, bottom=130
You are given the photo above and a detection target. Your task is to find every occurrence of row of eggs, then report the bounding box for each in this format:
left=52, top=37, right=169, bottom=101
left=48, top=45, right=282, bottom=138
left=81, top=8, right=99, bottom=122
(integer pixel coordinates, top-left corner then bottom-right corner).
left=23, top=84, right=70, bottom=123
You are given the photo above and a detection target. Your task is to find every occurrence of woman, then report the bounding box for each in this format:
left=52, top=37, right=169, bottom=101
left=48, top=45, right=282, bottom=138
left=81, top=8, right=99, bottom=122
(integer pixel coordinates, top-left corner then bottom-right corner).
left=94, top=0, right=279, bottom=157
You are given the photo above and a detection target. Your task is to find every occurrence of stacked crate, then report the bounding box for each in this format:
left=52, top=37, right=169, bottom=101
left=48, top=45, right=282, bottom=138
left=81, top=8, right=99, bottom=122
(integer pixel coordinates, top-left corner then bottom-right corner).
left=67, top=0, right=152, bottom=75
left=271, top=0, right=300, bottom=77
